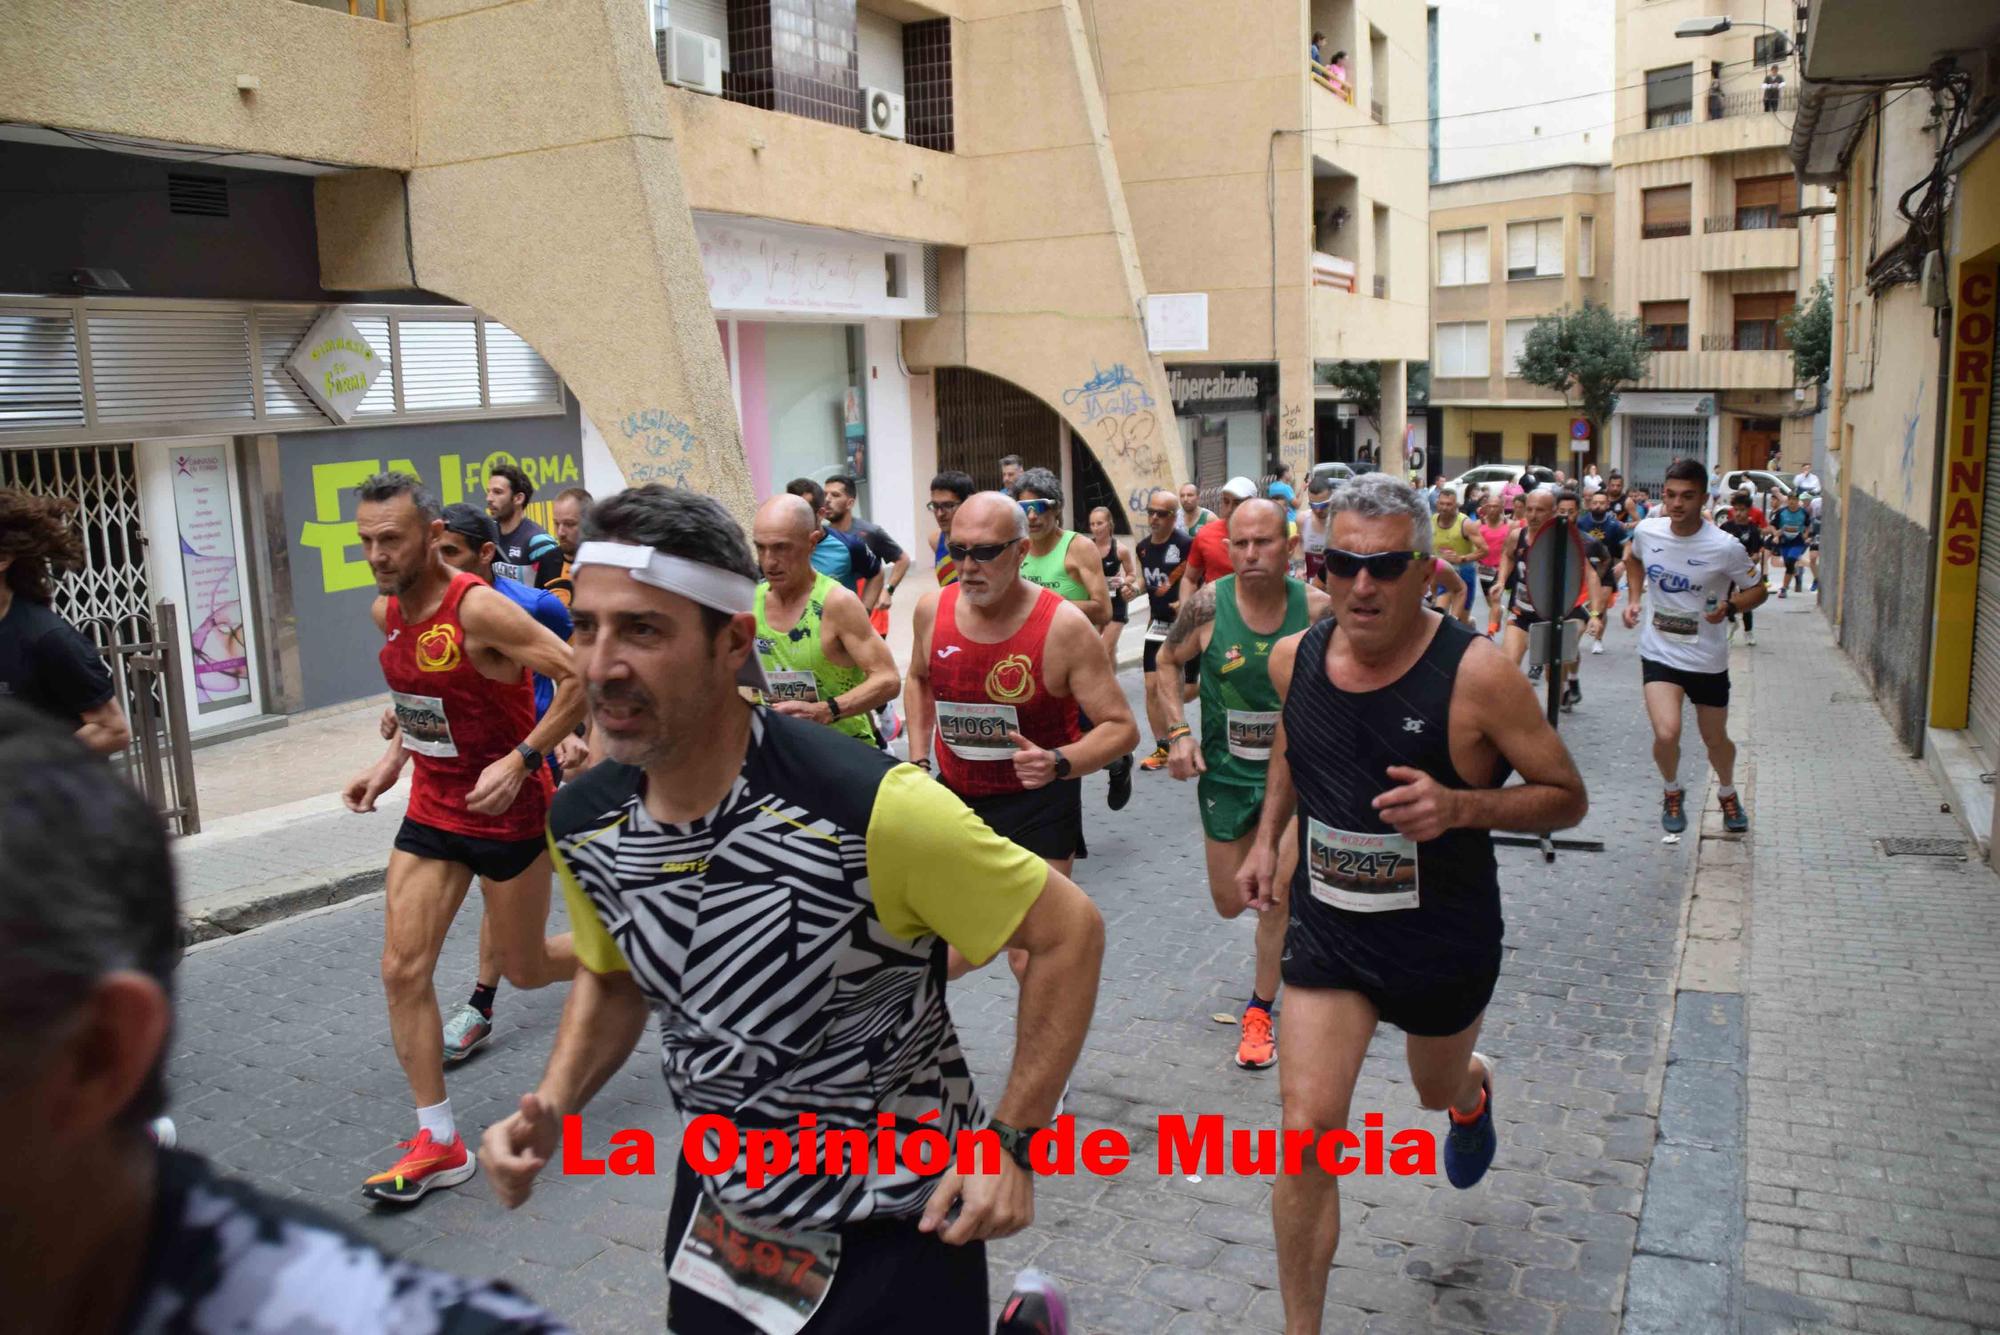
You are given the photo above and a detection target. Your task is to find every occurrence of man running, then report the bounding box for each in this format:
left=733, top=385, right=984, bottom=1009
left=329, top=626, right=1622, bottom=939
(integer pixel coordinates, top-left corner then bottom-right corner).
left=787, top=477, right=885, bottom=606
left=1717, top=497, right=1765, bottom=647
left=1154, top=499, right=1330, bottom=1070
left=1497, top=489, right=1607, bottom=708
left=0, top=488, right=132, bottom=755
left=1429, top=488, right=1486, bottom=622
left=340, top=472, right=582, bottom=1204
left=486, top=464, right=564, bottom=589
left=1133, top=489, right=1198, bottom=773
left=1770, top=490, right=1812, bottom=597
left=751, top=494, right=902, bottom=745
left=483, top=487, right=1106, bottom=1333
left=0, top=704, right=570, bottom=1335
left=1297, top=476, right=1334, bottom=583
left=906, top=492, right=1138, bottom=888
left=1622, top=458, right=1766, bottom=835
left=927, top=469, right=975, bottom=588
left=1188, top=476, right=1257, bottom=591
left=1237, top=475, right=1587, bottom=1335
left=825, top=474, right=910, bottom=634
left=545, top=485, right=592, bottom=606
left=1178, top=481, right=1219, bottom=536
left=1010, top=469, right=1127, bottom=811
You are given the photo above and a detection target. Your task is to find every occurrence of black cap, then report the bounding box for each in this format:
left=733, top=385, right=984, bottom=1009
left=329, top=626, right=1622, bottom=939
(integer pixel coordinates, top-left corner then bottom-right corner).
left=440, top=502, right=500, bottom=551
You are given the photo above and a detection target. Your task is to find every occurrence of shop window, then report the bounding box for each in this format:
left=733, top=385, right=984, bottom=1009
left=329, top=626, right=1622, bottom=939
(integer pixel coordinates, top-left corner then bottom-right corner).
left=1642, top=185, right=1692, bottom=240
left=1642, top=300, right=1689, bottom=352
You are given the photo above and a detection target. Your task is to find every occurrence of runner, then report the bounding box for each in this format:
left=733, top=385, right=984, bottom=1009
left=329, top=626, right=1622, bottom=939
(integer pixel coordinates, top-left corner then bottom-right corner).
left=1473, top=495, right=1511, bottom=636
left=927, top=469, right=975, bottom=587
left=0, top=703, right=571, bottom=1335
left=1235, top=475, right=1587, bottom=1335
left=787, top=478, right=885, bottom=606
left=1188, top=476, right=1258, bottom=591
left=545, top=485, right=592, bottom=607
left=1088, top=504, right=1138, bottom=668
left=1178, top=481, right=1219, bottom=536
left=0, top=487, right=132, bottom=755
left=1622, top=458, right=1766, bottom=835
left=750, top=494, right=902, bottom=745
left=1429, top=488, right=1486, bottom=623
left=339, top=472, right=583, bottom=1204
left=480, top=485, right=1106, bottom=1334
left=1804, top=491, right=1823, bottom=592
left=1770, top=491, right=1812, bottom=598
left=1009, top=469, right=1127, bottom=810
left=1135, top=486, right=1200, bottom=774
left=1555, top=492, right=1619, bottom=686
left=1297, top=476, right=1334, bottom=582
left=1152, top=499, right=1330, bottom=1070
left=825, top=473, right=910, bottom=635
left=1717, top=496, right=1766, bottom=647
left=486, top=464, right=565, bottom=589
left=1497, top=489, right=1607, bottom=709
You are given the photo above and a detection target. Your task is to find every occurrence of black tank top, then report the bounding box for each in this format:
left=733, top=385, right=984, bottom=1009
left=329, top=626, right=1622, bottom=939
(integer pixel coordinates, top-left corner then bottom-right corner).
left=1283, top=615, right=1508, bottom=980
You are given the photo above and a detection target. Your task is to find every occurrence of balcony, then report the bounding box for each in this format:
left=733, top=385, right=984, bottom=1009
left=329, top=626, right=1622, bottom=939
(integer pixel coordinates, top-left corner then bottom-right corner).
left=1314, top=252, right=1357, bottom=293
left=1644, top=348, right=1795, bottom=390
left=1642, top=222, right=1692, bottom=240
left=1704, top=87, right=1799, bottom=121
left=1310, top=59, right=1356, bottom=106
left=1695, top=222, right=1801, bottom=273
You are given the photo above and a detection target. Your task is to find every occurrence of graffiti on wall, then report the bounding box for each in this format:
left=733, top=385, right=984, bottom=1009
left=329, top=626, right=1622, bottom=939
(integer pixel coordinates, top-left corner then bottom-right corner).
left=618, top=407, right=700, bottom=490
left=1068, top=362, right=1169, bottom=511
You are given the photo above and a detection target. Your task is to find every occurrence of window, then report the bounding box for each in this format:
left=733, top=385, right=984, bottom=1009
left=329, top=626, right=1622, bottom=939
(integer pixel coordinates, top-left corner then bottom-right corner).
left=1642, top=185, right=1692, bottom=239
left=1733, top=174, right=1796, bottom=230
left=1436, top=228, right=1489, bottom=286
left=1530, top=434, right=1558, bottom=470
left=1504, top=319, right=1536, bottom=375
left=1435, top=322, right=1489, bottom=378
left=1471, top=433, right=1503, bottom=466
left=1733, top=292, right=1794, bottom=350
left=1645, top=63, right=1693, bottom=128
left=1506, top=219, right=1563, bottom=279
left=1641, top=300, right=1689, bottom=352
left=1753, top=32, right=1788, bottom=66
left=1369, top=26, right=1388, bottom=122
left=1579, top=216, right=1595, bottom=277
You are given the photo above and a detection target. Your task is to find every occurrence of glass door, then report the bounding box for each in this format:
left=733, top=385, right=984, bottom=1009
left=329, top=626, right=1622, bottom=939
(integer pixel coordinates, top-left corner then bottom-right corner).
left=138, top=438, right=263, bottom=731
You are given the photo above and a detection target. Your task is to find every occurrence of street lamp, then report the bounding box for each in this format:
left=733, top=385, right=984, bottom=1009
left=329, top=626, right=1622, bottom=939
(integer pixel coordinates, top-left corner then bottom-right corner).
left=1675, top=15, right=1791, bottom=56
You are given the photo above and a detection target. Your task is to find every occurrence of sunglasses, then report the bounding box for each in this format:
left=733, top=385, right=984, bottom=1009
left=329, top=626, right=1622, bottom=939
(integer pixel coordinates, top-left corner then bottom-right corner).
left=1320, top=548, right=1428, bottom=581
left=1309, top=499, right=1330, bottom=512
left=1017, top=498, right=1056, bottom=516
left=926, top=500, right=960, bottom=515
left=946, top=537, right=1020, bottom=564
left=1146, top=507, right=1175, bottom=518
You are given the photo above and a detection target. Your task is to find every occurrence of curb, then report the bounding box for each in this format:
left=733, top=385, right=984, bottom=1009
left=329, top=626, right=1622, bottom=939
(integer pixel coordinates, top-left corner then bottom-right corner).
left=180, top=863, right=387, bottom=944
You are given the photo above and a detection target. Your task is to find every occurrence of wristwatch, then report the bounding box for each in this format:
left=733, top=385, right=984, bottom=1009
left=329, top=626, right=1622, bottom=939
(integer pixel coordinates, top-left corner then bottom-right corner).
left=1051, top=748, right=1072, bottom=780
left=826, top=694, right=844, bottom=721
left=516, top=742, right=543, bottom=772
left=989, top=1120, right=1041, bottom=1170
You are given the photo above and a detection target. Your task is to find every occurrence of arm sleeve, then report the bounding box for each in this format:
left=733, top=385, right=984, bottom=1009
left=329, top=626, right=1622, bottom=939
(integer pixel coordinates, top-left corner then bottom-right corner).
left=549, top=833, right=631, bottom=974
left=865, top=765, right=1047, bottom=967
left=35, top=621, right=116, bottom=715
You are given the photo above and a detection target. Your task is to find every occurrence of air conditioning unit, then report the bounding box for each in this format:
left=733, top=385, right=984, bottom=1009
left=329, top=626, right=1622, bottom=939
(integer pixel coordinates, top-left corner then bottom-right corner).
left=862, top=86, right=906, bottom=140
left=661, top=28, right=722, bottom=96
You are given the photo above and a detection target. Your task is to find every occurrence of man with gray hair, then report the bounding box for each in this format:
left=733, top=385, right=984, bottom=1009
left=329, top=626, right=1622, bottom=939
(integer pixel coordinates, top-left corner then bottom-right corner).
left=1237, top=473, right=1588, bottom=1333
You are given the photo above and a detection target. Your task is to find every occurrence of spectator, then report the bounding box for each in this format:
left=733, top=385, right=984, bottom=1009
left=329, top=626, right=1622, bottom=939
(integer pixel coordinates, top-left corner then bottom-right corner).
left=1581, top=463, right=1603, bottom=496
left=1763, top=66, right=1784, bottom=112
left=1328, top=50, right=1348, bottom=90
left=999, top=454, right=1025, bottom=490
left=1310, top=30, right=1326, bottom=63
left=1268, top=462, right=1297, bottom=523
left=1707, top=78, right=1726, bottom=121
left=0, top=489, right=130, bottom=755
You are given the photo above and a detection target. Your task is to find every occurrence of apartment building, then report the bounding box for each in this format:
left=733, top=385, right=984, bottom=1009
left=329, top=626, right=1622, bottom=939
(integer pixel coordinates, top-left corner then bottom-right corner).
left=1606, top=0, right=1834, bottom=493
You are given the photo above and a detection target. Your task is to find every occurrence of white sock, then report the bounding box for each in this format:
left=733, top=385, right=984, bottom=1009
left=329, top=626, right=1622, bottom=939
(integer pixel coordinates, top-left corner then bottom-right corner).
left=1716, top=784, right=1737, bottom=800
left=417, top=1099, right=456, bottom=1145
left=1664, top=782, right=1683, bottom=794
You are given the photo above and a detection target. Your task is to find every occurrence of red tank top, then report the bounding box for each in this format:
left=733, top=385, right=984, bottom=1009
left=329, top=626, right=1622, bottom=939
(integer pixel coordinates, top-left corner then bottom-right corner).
left=929, top=584, right=1081, bottom=797
left=381, top=572, right=550, bottom=840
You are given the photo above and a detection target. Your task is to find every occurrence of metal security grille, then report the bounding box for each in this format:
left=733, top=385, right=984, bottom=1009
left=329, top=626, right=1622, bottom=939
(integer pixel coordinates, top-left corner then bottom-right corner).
left=0, top=444, right=153, bottom=645
left=166, top=173, right=229, bottom=218
left=88, top=309, right=255, bottom=423
left=0, top=307, right=86, bottom=429
left=1967, top=349, right=2000, bottom=758
left=935, top=367, right=1061, bottom=490
left=1626, top=415, right=1707, bottom=494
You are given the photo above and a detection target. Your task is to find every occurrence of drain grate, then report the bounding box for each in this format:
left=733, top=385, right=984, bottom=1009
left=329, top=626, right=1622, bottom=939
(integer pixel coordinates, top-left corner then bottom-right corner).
left=1879, top=836, right=1968, bottom=858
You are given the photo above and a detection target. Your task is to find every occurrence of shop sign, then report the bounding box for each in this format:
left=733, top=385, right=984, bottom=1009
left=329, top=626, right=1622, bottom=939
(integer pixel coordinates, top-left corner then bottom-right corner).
left=1930, top=260, right=1997, bottom=730
left=694, top=214, right=926, bottom=319
left=286, top=308, right=383, bottom=424
left=1168, top=364, right=1275, bottom=417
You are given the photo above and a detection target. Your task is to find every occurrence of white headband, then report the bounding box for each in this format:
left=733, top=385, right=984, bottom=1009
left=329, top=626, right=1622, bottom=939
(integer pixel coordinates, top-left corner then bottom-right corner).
left=571, top=541, right=768, bottom=693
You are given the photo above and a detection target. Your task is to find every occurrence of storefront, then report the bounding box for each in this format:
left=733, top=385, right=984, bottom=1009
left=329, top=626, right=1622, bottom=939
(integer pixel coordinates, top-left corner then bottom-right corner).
left=1610, top=391, right=1719, bottom=493
left=1168, top=363, right=1278, bottom=490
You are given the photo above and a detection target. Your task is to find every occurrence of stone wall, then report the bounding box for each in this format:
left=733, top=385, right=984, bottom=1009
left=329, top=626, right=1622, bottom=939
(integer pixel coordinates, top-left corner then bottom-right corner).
left=1837, top=486, right=1929, bottom=751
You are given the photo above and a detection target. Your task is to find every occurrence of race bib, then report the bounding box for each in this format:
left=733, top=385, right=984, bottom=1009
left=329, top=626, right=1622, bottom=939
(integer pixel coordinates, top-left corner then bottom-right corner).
left=667, top=1195, right=838, bottom=1335
left=1306, top=819, right=1419, bottom=913
left=390, top=690, right=457, bottom=758
left=1145, top=619, right=1174, bottom=643
left=937, top=701, right=1020, bottom=761
left=764, top=671, right=820, bottom=704
left=1651, top=608, right=1700, bottom=640
left=1226, top=709, right=1278, bottom=761
left=492, top=560, right=532, bottom=585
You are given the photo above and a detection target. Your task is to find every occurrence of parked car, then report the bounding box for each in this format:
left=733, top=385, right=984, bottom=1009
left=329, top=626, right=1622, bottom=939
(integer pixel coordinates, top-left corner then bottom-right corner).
left=1307, top=461, right=1359, bottom=491
left=1718, top=469, right=1792, bottom=508
left=1442, top=464, right=1557, bottom=510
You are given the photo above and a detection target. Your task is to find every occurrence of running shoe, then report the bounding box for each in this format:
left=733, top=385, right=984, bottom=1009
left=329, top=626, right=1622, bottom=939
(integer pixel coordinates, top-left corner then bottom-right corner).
left=1106, top=754, right=1134, bottom=812
left=148, top=1116, right=177, bottom=1149
left=441, top=1003, right=492, bottom=1065
left=1561, top=680, right=1581, bottom=711
left=1718, top=791, right=1749, bottom=834
left=1779, top=587, right=1788, bottom=599
left=1138, top=743, right=1171, bottom=772
left=996, top=1269, right=1070, bottom=1335
left=1745, top=632, right=1757, bottom=646
left=1590, top=638, right=1604, bottom=655
left=362, top=1130, right=475, bottom=1204
left=1527, top=664, right=1544, bottom=682
left=1444, top=1053, right=1497, bottom=1189
left=1235, top=1007, right=1276, bottom=1070
left=1661, top=788, right=1687, bottom=834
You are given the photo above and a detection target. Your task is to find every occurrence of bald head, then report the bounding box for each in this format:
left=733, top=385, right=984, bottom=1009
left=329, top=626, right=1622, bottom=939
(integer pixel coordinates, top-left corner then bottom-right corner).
left=752, top=493, right=823, bottom=590
left=1229, top=498, right=1290, bottom=584
left=953, top=491, right=1029, bottom=543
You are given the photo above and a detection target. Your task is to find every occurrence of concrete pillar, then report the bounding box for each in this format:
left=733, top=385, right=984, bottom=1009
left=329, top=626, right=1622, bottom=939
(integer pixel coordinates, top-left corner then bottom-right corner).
left=1380, top=359, right=1408, bottom=479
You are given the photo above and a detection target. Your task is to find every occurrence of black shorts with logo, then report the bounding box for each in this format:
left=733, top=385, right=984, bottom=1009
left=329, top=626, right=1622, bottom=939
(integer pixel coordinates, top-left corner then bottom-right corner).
left=1510, top=604, right=1589, bottom=635
left=1142, top=636, right=1201, bottom=684
left=1281, top=921, right=1502, bottom=1038
left=393, top=817, right=545, bottom=882
left=960, top=778, right=1086, bottom=861
left=1641, top=657, right=1731, bottom=709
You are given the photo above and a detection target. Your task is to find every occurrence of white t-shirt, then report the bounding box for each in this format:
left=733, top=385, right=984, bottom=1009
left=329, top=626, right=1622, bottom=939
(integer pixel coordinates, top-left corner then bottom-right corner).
left=1629, top=516, right=1759, bottom=675
left=1794, top=470, right=1821, bottom=494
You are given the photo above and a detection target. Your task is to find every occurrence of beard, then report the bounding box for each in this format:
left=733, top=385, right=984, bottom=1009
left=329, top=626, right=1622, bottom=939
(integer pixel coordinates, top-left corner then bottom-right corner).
left=588, top=678, right=670, bottom=768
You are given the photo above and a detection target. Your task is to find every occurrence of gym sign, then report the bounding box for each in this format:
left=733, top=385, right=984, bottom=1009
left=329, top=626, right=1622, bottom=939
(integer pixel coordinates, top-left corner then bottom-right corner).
left=1929, top=260, right=1997, bottom=731
left=286, top=308, right=383, bottom=424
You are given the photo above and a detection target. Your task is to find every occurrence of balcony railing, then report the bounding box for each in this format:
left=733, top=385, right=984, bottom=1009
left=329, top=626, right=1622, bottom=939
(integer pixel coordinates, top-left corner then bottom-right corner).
left=1373, top=274, right=1387, bottom=298
left=1310, top=60, right=1356, bottom=105
left=1314, top=252, right=1357, bottom=292
left=1703, top=211, right=1794, bottom=234
left=1641, top=222, right=1692, bottom=240
left=1701, top=331, right=1793, bottom=352
left=1704, top=87, right=1799, bottom=120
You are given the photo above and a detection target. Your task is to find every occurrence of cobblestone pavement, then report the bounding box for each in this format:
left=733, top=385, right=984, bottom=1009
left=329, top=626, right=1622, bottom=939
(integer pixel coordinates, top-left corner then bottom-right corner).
left=169, top=625, right=1691, bottom=1333
left=1738, top=599, right=2000, bottom=1335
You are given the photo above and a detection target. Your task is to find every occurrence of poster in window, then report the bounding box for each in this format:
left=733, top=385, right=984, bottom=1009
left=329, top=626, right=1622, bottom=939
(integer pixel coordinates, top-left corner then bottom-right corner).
left=171, top=445, right=251, bottom=710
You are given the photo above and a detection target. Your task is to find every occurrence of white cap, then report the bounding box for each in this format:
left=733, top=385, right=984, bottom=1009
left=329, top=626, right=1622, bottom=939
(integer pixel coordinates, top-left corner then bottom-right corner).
left=1221, top=476, right=1257, bottom=500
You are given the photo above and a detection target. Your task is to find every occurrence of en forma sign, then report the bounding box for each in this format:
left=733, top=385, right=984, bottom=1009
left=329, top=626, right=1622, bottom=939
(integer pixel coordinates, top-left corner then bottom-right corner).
left=1930, top=262, right=1997, bottom=731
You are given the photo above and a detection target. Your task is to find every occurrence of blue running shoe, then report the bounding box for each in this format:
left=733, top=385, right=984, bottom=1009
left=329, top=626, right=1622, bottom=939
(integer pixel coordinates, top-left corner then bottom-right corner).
left=1661, top=788, right=1688, bottom=834
left=1443, top=1053, right=1497, bottom=1190
left=996, top=1268, right=1069, bottom=1334
left=1718, top=790, right=1749, bottom=834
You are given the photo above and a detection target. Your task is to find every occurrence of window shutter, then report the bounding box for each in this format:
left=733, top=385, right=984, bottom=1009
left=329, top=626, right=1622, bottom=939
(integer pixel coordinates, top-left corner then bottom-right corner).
left=1736, top=177, right=1782, bottom=211
left=1507, top=223, right=1535, bottom=272
left=0, top=307, right=86, bottom=429
left=1465, top=228, right=1489, bottom=283
left=482, top=322, right=560, bottom=408
left=397, top=319, right=482, bottom=412
left=1536, top=220, right=1563, bottom=276
left=88, top=308, right=254, bottom=423
left=1505, top=319, right=1533, bottom=375
left=1644, top=186, right=1691, bottom=228
left=1438, top=232, right=1463, bottom=286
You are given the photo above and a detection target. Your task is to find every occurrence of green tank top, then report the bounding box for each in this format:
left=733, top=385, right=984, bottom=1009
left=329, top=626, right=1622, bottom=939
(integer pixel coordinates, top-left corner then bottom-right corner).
left=1020, top=532, right=1091, bottom=603
left=1199, top=574, right=1311, bottom=786
left=753, top=572, right=874, bottom=743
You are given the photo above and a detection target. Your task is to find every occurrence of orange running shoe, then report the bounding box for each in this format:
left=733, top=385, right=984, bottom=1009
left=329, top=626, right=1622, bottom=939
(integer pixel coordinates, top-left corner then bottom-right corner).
left=1235, top=1007, right=1276, bottom=1070
left=1139, top=743, right=1171, bottom=772
left=361, top=1129, right=476, bottom=1204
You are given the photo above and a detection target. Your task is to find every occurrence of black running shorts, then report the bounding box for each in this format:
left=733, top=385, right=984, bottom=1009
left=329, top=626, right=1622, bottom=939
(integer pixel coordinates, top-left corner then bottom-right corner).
left=663, top=1162, right=988, bottom=1334
left=961, top=779, right=1086, bottom=861
left=1280, top=934, right=1502, bottom=1038
left=1142, top=636, right=1201, bottom=683
left=1640, top=657, right=1731, bottom=709
left=1510, top=604, right=1588, bottom=635
left=393, top=818, right=545, bottom=882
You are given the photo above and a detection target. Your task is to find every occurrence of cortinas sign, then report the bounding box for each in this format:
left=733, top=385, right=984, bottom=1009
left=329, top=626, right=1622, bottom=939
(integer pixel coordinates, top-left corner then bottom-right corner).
left=287, top=309, right=383, bottom=424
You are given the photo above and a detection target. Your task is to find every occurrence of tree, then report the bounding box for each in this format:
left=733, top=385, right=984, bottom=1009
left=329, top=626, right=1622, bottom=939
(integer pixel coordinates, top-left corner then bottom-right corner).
left=1784, top=279, right=1832, bottom=385
left=1516, top=303, right=1654, bottom=461
left=1315, top=360, right=1430, bottom=433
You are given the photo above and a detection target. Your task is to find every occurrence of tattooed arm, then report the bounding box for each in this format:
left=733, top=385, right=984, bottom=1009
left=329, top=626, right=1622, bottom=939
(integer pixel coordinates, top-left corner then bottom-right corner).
left=1153, top=585, right=1216, bottom=781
